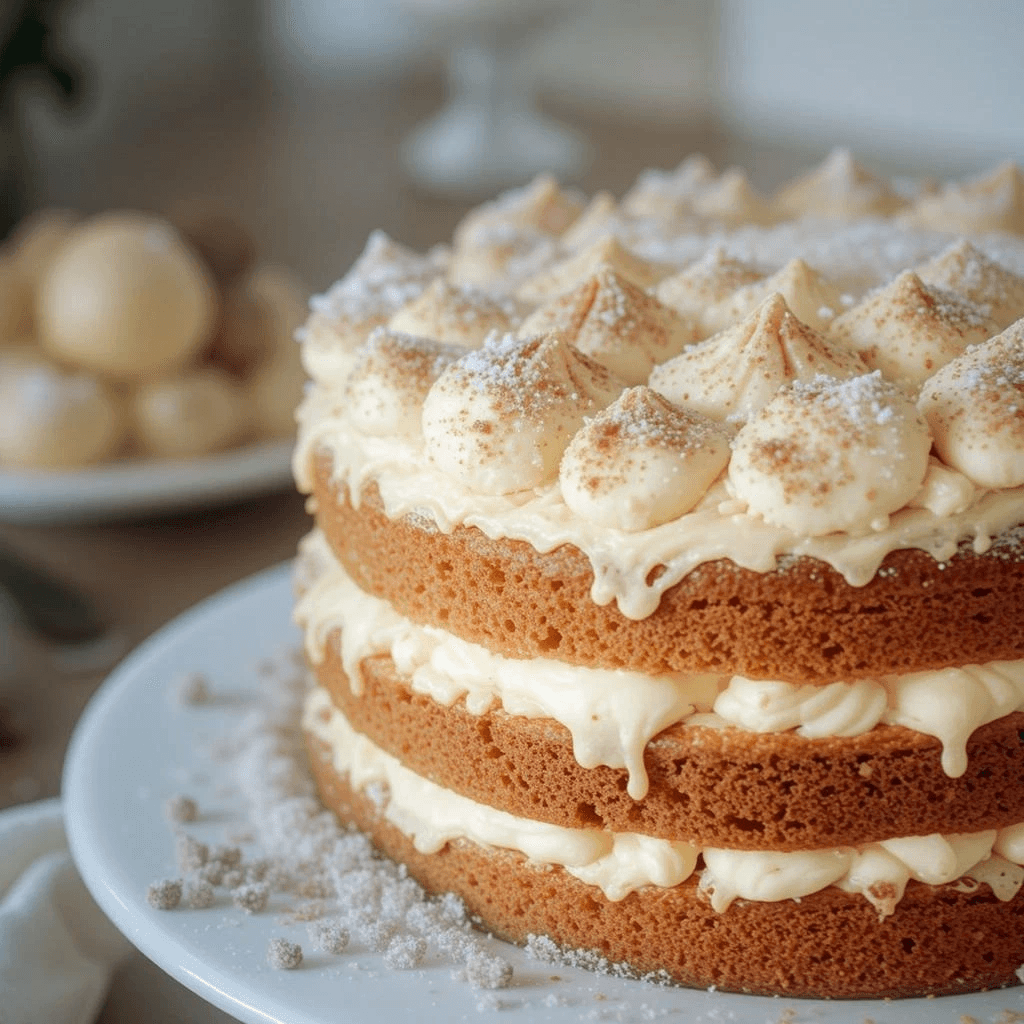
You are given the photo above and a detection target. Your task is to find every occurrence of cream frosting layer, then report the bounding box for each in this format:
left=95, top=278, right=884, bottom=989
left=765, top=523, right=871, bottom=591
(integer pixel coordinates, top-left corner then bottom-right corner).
left=919, top=322, right=1024, bottom=490
left=421, top=332, right=624, bottom=495
left=727, top=372, right=932, bottom=537
left=293, top=385, right=1024, bottom=620
left=304, top=686, right=1024, bottom=913
left=558, top=387, right=733, bottom=532
left=294, top=530, right=1024, bottom=784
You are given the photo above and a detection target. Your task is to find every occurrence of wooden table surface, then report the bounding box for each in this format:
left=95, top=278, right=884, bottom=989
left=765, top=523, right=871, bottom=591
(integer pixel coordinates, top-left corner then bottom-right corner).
left=0, top=71, right=866, bottom=1022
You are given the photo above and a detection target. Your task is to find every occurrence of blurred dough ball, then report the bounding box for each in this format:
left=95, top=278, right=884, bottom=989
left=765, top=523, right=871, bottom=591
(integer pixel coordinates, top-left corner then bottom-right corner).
left=242, top=266, right=309, bottom=438
left=0, top=208, right=80, bottom=345
left=37, top=212, right=216, bottom=382
left=247, top=265, right=308, bottom=336
left=169, top=203, right=255, bottom=285
left=133, top=367, right=249, bottom=458
left=247, top=341, right=305, bottom=439
left=0, top=260, right=33, bottom=345
left=9, top=208, right=79, bottom=289
left=210, top=286, right=273, bottom=376
left=0, top=351, right=125, bottom=468
left=210, top=265, right=307, bottom=378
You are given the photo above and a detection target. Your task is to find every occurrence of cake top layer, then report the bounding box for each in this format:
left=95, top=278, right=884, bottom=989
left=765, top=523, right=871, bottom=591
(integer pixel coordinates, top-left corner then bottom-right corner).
left=295, top=153, right=1024, bottom=617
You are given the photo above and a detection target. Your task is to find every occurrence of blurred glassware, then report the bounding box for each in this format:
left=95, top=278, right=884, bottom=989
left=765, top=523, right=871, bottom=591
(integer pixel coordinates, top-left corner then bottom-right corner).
left=0, top=0, right=85, bottom=234
left=399, top=0, right=590, bottom=196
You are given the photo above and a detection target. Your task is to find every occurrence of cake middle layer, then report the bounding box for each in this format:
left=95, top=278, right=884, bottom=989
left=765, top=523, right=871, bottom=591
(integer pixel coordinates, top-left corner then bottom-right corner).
left=295, top=529, right=1024, bottom=850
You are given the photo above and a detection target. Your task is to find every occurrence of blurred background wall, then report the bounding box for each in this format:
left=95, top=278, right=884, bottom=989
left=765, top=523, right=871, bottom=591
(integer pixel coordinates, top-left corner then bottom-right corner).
left=6, top=0, right=1023, bottom=286
left=716, top=0, right=1024, bottom=172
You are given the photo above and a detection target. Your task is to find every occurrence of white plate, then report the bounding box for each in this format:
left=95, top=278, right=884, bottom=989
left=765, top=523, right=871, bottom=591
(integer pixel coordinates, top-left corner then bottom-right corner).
left=0, top=440, right=294, bottom=524
left=63, top=564, right=1024, bottom=1024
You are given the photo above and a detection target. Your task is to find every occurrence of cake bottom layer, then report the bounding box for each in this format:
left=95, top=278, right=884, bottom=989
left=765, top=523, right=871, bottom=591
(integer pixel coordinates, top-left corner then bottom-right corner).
left=306, top=732, right=1024, bottom=999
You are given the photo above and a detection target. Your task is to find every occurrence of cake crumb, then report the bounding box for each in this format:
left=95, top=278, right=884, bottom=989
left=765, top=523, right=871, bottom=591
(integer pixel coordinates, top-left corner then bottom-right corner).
left=465, top=950, right=514, bottom=989
left=359, top=920, right=397, bottom=952
left=197, top=861, right=225, bottom=886
left=211, top=843, right=242, bottom=868
left=232, top=882, right=269, bottom=913
left=147, top=879, right=182, bottom=910
left=267, top=937, right=303, bottom=970
left=221, top=869, right=244, bottom=889
left=283, top=900, right=326, bottom=924
left=309, top=919, right=349, bottom=954
left=175, top=835, right=209, bottom=873
left=175, top=672, right=210, bottom=705
left=384, top=934, right=427, bottom=969
left=474, top=992, right=506, bottom=1012
left=525, top=933, right=561, bottom=964
left=959, top=1015, right=980, bottom=1024
left=164, top=795, right=198, bottom=823
left=183, top=879, right=215, bottom=909
left=242, top=857, right=271, bottom=882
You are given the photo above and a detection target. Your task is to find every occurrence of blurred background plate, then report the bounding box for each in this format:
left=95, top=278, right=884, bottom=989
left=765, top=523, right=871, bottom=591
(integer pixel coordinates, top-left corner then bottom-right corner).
left=0, top=439, right=294, bottom=525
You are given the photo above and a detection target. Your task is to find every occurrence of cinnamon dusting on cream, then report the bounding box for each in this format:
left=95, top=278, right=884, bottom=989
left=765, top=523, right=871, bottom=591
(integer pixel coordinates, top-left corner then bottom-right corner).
left=830, top=270, right=998, bottom=387
left=519, top=267, right=697, bottom=385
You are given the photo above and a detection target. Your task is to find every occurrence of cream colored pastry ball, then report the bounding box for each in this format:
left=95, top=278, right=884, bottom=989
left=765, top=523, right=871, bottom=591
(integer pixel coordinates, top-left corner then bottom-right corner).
left=0, top=259, right=33, bottom=345
left=37, top=213, right=216, bottom=381
left=242, top=265, right=309, bottom=438
left=246, top=340, right=305, bottom=439
left=209, top=285, right=273, bottom=376
left=132, top=367, right=249, bottom=458
left=10, top=209, right=78, bottom=289
left=209, top=264, right=307, bottom=377
left=0, top=351, right=125, bottom=468
left=0, top=209, right=78, bottom=345
left=169, top=202, right=255, bottom=284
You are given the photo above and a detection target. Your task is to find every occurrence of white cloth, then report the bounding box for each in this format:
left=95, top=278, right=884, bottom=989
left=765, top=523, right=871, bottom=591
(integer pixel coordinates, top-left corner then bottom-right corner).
left=0, top=798, right=130, bottom=1024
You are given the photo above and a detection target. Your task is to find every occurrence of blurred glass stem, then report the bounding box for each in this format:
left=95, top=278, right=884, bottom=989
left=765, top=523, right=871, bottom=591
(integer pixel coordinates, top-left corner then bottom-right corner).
left=402, top=2, right=589, bottom=196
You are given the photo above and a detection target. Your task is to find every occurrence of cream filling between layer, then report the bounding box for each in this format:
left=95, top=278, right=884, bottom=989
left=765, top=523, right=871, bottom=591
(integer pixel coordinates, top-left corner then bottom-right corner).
left=696, top=664, right=1024, bottom=778
left=293, top=391, right=1024, bottom=621
left=303, top=686, right=1024, bottom=913
left=295, top=529, right=1024, bottom=789
left=295, top=530, right=719, bottom=800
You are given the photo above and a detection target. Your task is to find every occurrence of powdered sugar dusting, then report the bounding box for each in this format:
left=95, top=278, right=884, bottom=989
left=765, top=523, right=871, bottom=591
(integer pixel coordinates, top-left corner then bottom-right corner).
left=312, top=231, right=446, bottom=322
left=154, top=648, right=518, bottom=995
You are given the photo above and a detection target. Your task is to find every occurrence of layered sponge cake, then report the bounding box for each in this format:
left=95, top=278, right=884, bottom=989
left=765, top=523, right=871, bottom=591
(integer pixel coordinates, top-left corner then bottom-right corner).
left=292, top=151, right=1024, bottom=998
